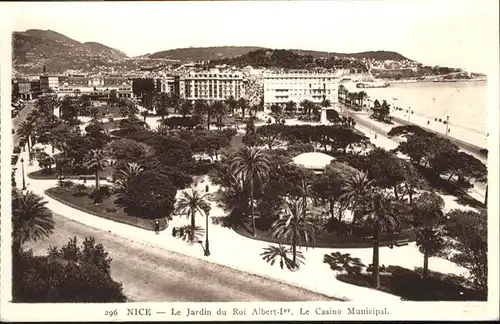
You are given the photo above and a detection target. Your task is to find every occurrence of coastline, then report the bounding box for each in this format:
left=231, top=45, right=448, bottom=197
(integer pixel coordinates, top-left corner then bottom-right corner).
left=387, top=78, right=487, bottom=84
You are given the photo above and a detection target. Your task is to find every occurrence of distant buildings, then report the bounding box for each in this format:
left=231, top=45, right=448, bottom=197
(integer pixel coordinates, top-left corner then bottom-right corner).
left=57, top=76, right=133, bottom=98
left=12, top=79, right=42, bottom=100
left=262, top=70, right=341, bottom=112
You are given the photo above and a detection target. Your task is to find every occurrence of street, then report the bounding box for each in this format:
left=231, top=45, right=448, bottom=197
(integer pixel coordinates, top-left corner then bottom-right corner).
left=12, top=101, right=36, bottom=145
left=24, top=213, right=336, bottom=302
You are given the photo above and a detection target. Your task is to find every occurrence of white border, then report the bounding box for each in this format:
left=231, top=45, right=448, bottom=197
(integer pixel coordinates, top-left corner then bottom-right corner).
left=1, top=1, right=499, bottom=322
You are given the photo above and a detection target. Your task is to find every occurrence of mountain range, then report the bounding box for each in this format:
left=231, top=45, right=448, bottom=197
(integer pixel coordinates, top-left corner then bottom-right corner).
left=13, top=29, right=411, bottom=73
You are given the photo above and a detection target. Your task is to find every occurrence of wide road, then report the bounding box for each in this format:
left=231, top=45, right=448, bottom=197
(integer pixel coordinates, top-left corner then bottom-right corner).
left=25, top=213, right=337, bottom=302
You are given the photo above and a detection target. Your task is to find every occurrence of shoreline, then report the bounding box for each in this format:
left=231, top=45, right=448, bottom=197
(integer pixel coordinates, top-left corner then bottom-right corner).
left=387, top=78, right=487, bottom=84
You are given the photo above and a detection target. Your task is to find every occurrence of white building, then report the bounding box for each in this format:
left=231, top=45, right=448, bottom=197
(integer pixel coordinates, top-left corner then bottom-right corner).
left=262, top=70, right=343, bottom=112
left=57, top=76, right=133, bottom=98
left=179, top=69, right=242, bottom=101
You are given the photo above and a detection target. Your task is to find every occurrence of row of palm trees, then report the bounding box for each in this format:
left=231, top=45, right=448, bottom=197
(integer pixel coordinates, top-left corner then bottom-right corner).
left=139, top=91, right=261, bottom=130
left=338, top=85, right=368, bottom=110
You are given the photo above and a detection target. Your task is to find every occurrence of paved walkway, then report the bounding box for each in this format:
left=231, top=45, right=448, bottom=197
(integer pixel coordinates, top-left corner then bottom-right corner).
left=15, top=142, right=474, bottom=302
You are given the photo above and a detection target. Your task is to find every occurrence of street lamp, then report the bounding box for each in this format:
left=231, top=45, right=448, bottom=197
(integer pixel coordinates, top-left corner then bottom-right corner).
left=445, top=115, right=450, bottom=135
left=20, top=157, right=26, bottom=190
left=204, top=209, right=211, bottom=256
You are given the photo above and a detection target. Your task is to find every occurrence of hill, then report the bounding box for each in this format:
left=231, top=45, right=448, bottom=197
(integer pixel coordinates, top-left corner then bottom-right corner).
left=208, top=49, right=370, bottom=71
left=145, top=46, right=410, bottom=62
left=146, top=46, right=266, bottom=61
left=13, top=29, right=128, bottom=74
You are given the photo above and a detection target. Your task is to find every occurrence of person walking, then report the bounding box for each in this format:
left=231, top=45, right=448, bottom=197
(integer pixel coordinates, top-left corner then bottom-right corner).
left=154, top=220, right=160, bottom=234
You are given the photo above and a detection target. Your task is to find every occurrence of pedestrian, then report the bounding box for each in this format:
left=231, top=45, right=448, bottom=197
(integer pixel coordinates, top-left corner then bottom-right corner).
left=172, top=226, right=177, bottom=237
left=179, top=227, right=184, bottom=237
left=205, top=184, right=209, bottom=193
left=154, top=220, right=160, bottom=234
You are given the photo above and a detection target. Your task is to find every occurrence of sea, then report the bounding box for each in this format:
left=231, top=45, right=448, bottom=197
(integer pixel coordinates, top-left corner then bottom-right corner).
left=346, top=81, right=489, bottom=148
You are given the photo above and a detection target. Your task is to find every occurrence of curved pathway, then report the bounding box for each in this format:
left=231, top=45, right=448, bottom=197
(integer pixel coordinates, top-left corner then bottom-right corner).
left=14, top=143, right=472, bottom=302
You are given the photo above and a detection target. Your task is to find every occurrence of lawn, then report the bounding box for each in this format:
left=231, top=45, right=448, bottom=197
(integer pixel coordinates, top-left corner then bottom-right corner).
left=231, top=217, right=415, bottom=249
left=101, top=120, right=122, bottom=131
left=28, top=169, right=112, bottom=180
left=335, top=266, right=486, bottom=301
left=46, top=187, right=168, bottom=231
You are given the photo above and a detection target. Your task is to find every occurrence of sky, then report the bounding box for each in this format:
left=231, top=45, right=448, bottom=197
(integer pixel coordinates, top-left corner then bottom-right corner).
left=2, top=1, right=499, bottom=73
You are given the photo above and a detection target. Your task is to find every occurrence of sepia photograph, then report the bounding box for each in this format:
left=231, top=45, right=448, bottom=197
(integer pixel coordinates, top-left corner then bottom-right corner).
left=1, top=0, right=499, bottom=321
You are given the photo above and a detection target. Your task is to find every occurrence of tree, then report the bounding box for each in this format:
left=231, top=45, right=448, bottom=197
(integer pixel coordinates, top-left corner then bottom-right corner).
left=12, top=190, right=54, bottom=256
left=355, top=189, right=399, bottom=288
left=211, top=100, right=226, bottom=130
left=270, top=104, right=283, bottom=121
left=284, top=101, right=297, bottom=115
left=17, top=120, right=35, bottom=157
left=238, top=97, right=249, bottom=119
left=123, top=171, right=177, bottom=218
left=340, top=170, right=374, bottom=214
left=107, top=138, right=154, bottom=165
left=155, top=92, right=169, bottom=120
left=85, top=149, right=109, bottom=201
left=141, top=91, right=155, bottom=117
left=118, top=99, right=138, bottom=118
left=365, top=148, right=406, bottom=199
left=175, top=189, right=211, bottom=242
left=230, top=146, right=271, bottom=236
left=13, top=237, right=126, bottom=302
left=412, top=192, right=446, bottom=280
left=114, top=162, right=144, bottom=193
left=260, top=244, right=305, bottom=271
left=271, top=199, right=317, bottom=269
left=225, top=95, right=238, bottom=115
left=443, top=210, right=487, bottom=293
left=300, top=99, right=314, bottom=118
left=255, top=124, right=285, bottom=149
left=108, top=89, right=119, bottom=106
left=179, top=100, right=193, bottom=117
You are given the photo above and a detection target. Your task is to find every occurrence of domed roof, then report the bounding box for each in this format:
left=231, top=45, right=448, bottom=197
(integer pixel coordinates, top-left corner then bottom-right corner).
left=292, top=152, right=335, bottom=170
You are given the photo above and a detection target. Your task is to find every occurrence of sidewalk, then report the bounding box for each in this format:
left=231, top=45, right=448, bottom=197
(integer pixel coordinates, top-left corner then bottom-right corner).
left=15, top=147, right=473, bottom=302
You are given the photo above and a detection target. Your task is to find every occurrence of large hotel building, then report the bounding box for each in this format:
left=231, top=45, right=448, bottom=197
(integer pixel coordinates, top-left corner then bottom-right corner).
left=178, top=69, right=242, bottom=101
left=263, top=70, right=345, bottom=112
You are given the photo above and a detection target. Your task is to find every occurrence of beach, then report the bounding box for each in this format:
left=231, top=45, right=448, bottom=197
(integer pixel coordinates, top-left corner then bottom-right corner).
left=344, top=80, right=488, bottom=148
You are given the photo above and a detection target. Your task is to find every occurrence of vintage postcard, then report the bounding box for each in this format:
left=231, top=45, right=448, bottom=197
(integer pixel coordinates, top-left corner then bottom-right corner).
left=1, top=0, right=499, bottom=321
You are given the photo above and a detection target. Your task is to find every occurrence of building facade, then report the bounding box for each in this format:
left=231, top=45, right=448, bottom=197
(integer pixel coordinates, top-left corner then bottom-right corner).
left=157, top=76, right=179, bottom=95
left=57, top=76, right=133, bottom=98
left=262, top=70, right=341, bottom=111
left=40, top=75, right=63, bottom=93
left=179, top=69, right=242, bottom=102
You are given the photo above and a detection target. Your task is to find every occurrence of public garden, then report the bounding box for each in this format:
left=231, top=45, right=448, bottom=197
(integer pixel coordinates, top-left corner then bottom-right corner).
left=12, top=91, right=488, bottom=302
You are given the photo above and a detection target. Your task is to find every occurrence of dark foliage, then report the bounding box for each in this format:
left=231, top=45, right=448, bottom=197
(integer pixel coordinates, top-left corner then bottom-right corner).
left=12, top=237, right=126, bottom=303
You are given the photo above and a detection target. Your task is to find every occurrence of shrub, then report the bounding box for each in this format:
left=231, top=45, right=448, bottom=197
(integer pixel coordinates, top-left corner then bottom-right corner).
left=105, top=207, right=118, bottom=213
left=60, top=180, right=75, bottom=188
left=90, top=185, right=112, bottom=201
left=73, top=184, right=88, bottom=196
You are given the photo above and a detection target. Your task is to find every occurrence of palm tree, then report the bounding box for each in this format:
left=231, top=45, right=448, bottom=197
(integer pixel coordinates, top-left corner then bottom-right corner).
left=230, top=146, right=271, bottom=236
left=212, top=101, right=226, bottom=130
left=321, top=98, right=331, bottom=110
left=300, top=99, right=314, bottom=117
left=238, top=98, right=249, bottom=119
left=272, top=199, right=317, bottom=269
left=358, top=91, right=367, bottom=109
left=412, top=191, right=446, bottom=280
left=355, top=189, right=399, bottom=288
left=340, top=171, right=374, bottom=215
left=17, top=120, right=34, bottom=157
left=12, top=190, right=54, bottom=256
left=175, top=189, right=211, bottom=242
left=115, top=162, right=144, bottom=193
left=225, top=95, right=238, bottom=115
left=85, top=149, right=109, bottom=198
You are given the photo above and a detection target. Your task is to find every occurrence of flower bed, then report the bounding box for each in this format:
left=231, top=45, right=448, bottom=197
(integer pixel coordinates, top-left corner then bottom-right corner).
left=46, top=187, right=168, bottom=231
left=336, top=266, right=486, bottom=301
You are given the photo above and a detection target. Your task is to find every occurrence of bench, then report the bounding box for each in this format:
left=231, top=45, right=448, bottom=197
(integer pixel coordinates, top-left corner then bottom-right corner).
left=395, top=239, right=409, bottom=247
